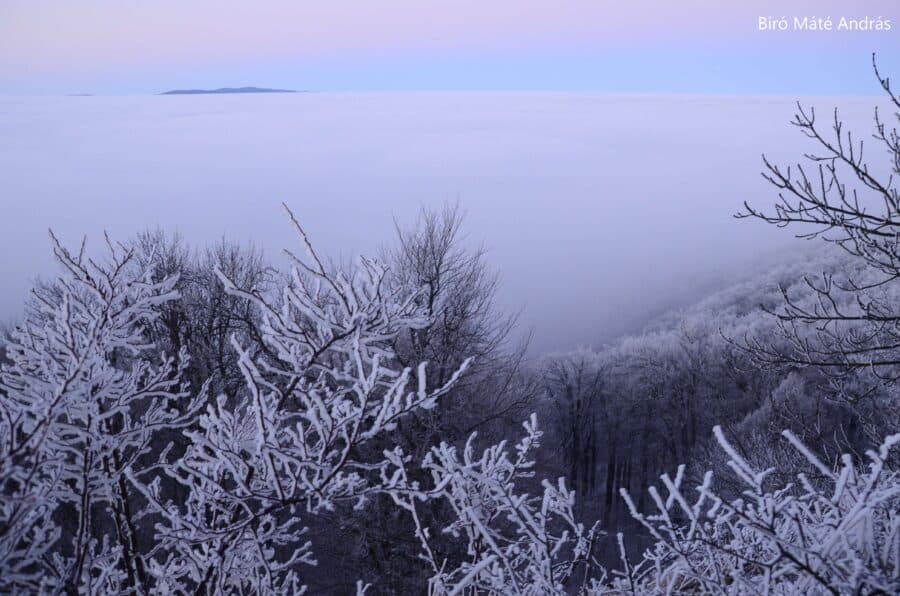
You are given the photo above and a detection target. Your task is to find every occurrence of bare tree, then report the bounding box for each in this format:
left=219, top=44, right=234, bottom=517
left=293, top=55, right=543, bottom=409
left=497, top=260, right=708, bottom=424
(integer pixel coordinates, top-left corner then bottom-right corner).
left=388, top=202, right=534, bottom=444
left=541, top=350, right=604, bottom=501
left=129, top=230, right=276, bottom=397
left=738, top=56, right=900, bottom=412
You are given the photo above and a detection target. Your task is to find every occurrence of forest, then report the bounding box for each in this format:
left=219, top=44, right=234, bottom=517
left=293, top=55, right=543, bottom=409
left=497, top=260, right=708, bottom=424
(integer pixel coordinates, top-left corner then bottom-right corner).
left=1, top=62, right=899, bottom=595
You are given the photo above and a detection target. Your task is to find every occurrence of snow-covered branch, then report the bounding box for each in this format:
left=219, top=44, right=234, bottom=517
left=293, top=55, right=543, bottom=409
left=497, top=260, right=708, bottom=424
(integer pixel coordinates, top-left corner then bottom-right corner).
left=0, top=232, right=202, bottom=593
left=617, top=425, right=900, bottom=594
left=382, top=414, right=602, bottom=595
left=136, top=206, right=471, bottom=594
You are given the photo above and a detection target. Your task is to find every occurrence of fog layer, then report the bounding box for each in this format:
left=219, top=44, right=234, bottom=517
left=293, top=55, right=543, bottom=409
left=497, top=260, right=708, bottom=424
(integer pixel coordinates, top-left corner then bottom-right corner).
left=0, top=93, right=883, bottom=349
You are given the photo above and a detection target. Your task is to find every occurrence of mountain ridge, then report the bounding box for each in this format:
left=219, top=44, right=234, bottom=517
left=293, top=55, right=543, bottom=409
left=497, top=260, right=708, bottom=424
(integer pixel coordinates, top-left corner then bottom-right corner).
left=160, top=86, right=297, bottom=95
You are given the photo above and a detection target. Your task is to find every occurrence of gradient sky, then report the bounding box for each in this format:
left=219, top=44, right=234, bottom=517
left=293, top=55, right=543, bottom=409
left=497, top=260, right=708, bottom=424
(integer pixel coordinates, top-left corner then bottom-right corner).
left=1, top=1, right=899, bottom=94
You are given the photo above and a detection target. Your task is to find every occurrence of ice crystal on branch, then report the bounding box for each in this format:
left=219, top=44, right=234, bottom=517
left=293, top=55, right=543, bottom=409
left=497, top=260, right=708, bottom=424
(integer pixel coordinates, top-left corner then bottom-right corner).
left=382, top=414, right=602, bottom=595
left=134, top=205, right=470, bottom=594
left=0, top=232, right=201, bottom=593
left=617, top=426, right=900, bottom=594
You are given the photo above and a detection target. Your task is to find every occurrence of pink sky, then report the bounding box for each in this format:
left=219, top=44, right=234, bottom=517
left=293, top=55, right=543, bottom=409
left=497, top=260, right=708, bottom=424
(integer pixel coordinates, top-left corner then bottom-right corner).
left=1, top=1, right=897, bottom=93
left=3, top=2, right=895, bottom=69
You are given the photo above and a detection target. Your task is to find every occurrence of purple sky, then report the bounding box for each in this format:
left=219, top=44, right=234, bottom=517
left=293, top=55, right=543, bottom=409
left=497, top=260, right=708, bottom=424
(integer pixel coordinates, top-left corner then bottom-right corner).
left=2, top=1, right=898, bottom=94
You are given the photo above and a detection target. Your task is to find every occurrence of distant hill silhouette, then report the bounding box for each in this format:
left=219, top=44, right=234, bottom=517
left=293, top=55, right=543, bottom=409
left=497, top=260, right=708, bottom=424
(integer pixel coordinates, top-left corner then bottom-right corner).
left=160, top=87, right=297, bottom=95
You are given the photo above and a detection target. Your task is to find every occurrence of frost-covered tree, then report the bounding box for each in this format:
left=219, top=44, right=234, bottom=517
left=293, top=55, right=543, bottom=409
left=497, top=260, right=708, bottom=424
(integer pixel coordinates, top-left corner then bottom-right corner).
left=376, top=413, right=899, bottom=595
left=131, top=205, right=470, bottom=594
left=614, top=426, right=900, bottom=595
left=316, top=203, right=537, bottom=593
left=0, top=232, right=201, bottom=594
left=381, top=414, right=602, bottom=595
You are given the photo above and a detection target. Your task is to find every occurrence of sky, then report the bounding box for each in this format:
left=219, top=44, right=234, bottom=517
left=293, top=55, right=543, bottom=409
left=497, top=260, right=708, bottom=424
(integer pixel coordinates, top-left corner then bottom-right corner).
left=1, top=1, right=899, bottom=94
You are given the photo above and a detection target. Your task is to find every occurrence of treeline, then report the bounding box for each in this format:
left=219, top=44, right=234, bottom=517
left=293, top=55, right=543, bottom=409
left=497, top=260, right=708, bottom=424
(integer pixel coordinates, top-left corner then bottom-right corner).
left=537, top=246, right=899, bottom=562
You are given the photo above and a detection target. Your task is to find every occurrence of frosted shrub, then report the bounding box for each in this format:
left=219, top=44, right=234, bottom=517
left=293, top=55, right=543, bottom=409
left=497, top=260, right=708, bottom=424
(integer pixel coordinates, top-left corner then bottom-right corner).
left=613, top=426, right=900, bottom=595
left=382, top=414, right=602, bottom=595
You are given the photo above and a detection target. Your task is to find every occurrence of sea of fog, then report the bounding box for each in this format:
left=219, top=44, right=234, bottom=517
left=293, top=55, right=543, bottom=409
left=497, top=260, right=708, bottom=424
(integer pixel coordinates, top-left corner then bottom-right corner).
left=0, top=93, right=888, bottom=351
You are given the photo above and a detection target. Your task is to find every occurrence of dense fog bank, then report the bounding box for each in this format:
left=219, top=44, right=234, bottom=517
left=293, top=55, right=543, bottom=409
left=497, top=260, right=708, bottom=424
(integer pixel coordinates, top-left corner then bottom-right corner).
left=1, top=92, right=889, bottom=350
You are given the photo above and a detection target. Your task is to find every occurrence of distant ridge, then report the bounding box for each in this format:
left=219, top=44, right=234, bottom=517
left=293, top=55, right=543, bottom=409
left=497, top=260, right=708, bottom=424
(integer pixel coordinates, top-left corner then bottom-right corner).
left=160, top=86, right=297, bottom=95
